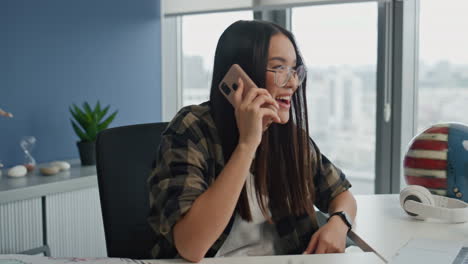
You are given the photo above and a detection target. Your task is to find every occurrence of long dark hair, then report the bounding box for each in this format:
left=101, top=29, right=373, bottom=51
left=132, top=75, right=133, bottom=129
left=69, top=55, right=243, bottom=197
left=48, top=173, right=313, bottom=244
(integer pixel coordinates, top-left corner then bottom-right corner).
left=210, top=20, right=315, bottom=222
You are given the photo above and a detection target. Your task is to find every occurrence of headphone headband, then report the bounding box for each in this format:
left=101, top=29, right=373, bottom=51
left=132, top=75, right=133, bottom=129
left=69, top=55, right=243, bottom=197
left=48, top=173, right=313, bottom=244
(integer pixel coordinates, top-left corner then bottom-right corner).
left=400, top=185, right=468, bottom=223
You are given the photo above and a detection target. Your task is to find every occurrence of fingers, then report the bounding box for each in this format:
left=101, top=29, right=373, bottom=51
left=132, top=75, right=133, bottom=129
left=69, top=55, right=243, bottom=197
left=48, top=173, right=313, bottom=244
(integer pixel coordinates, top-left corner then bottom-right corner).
left=314, top=241, right=328, bottom=254
left=259, top=108, right=281, bottom=123
left=232, top=78, right=280, bottom=126
left=303, top=231, right=345, bottom=255
left=251, top=94, right=279, bottom=111
left=304, top=233, right=319, bottom=254
left=314, top=238, right=345, bottom=254
left=263, top=117, right=274, bottom=131
left=232, top=78, right=244, bottom=108
left=241, top=86, right=273, bottom=108
left=233, top=78, right=274, bottom=110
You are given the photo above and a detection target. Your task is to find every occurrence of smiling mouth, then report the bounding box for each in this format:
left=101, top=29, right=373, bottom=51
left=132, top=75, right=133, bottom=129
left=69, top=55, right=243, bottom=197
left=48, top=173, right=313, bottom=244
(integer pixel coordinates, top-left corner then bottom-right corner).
left=275, top=96, right=291, bottom=108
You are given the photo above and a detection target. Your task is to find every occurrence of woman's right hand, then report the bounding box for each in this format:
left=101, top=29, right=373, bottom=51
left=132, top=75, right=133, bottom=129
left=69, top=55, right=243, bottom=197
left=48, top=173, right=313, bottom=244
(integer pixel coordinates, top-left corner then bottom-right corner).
left=232, top=78, right=281, bottom=150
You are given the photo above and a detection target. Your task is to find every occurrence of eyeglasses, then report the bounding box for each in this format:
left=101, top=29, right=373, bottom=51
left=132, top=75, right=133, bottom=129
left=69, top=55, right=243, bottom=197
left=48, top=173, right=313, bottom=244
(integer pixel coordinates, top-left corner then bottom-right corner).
left=266, top=64, right=307, bottom=88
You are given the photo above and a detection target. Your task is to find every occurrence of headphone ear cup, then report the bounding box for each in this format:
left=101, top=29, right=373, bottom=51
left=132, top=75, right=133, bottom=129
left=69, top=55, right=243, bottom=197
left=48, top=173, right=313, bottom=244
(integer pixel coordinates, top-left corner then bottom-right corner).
left=400, top=185, right=435, bottom=220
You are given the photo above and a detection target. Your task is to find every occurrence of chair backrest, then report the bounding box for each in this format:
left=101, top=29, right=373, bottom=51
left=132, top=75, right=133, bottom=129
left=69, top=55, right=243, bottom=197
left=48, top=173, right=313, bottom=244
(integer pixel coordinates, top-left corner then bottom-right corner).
left=96, top=122, right=168, bottom=259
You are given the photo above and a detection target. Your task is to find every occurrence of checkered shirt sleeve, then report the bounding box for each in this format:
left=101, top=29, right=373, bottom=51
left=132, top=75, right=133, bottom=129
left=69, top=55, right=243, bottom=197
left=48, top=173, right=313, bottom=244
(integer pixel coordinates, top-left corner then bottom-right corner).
left=311, top=139, right=352, bottom=213
left=148, top=111, right=209, bottom=255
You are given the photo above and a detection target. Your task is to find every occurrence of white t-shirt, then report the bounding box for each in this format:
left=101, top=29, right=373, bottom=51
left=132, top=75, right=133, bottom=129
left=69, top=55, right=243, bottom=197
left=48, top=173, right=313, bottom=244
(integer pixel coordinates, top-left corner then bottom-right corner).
left=215, top=174, right=281, bottom=257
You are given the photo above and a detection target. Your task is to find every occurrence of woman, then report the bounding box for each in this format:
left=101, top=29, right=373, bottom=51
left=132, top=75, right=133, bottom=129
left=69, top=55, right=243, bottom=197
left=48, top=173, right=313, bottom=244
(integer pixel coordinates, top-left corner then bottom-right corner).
left=148, top=20, right=357, bottom=262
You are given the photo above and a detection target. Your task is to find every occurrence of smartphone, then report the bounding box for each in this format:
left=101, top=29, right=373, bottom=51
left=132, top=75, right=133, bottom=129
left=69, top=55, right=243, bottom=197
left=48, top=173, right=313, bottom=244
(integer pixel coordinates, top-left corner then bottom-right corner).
left=218, top=64, right=257, bottom=105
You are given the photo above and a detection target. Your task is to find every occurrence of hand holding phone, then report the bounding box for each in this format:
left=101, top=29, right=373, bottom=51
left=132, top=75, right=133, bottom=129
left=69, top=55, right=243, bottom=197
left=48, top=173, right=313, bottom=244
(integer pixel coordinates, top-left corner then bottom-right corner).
left=218, top=64, right=279, bottom=112
left=218, top=64, right=257, bottom=106
left=219, top=64, right=280, bottom=148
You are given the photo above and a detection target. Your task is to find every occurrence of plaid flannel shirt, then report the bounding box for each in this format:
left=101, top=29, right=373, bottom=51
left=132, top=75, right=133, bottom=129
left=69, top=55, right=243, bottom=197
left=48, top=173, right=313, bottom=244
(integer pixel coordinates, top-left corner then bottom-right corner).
left=147, top=102, right=351, bottom=259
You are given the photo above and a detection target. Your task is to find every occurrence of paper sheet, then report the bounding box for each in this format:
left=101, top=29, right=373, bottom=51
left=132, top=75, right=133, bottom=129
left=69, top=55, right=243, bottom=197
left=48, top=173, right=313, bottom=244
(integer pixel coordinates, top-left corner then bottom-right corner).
left=389, top=238, right=462, bottom=264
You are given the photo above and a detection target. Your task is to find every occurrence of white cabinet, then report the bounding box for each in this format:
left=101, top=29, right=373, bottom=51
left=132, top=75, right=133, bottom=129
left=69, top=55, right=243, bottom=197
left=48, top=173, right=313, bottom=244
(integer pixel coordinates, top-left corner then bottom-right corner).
left=45, top=187, right=106, bottom=257
left=0, top=198, right=43, bottom=254
left=0, top=161, right=107, bottom=257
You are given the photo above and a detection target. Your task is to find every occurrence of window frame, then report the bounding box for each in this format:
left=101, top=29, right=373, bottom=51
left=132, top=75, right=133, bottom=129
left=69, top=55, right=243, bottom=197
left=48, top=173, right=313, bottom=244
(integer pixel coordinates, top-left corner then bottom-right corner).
left=160, top=0, right=420, bottom=194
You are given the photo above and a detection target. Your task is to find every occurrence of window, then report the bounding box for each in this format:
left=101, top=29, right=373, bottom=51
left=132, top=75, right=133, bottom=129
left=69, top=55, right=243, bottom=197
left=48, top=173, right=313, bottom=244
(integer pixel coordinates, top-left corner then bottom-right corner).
left=163, top=0, right=416, bottom=194
left=418, top=0, right=468, bottom=132
left=292, top=2, right=378, bottom=194
left=181, top=11, right=253, bottom=106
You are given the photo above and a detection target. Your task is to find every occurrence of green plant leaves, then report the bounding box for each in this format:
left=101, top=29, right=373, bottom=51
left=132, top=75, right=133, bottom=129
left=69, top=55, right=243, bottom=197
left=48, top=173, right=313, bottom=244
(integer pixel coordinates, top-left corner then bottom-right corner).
left=94, top=101, right=101, bottom=113
left=71, top=120, right=91, bottom=142
left=98, top=110, right=118, bottom=131
left=83, top=102, right=93, bottom=116
left=97, top=105, right=110, bottom=123
left=69, top=101, right=118, bottom=142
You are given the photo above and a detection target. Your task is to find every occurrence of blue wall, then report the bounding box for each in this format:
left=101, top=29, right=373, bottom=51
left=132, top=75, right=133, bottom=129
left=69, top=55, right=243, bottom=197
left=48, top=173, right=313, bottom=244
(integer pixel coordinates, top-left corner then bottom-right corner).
left=0, top=0, right=161, bottom=167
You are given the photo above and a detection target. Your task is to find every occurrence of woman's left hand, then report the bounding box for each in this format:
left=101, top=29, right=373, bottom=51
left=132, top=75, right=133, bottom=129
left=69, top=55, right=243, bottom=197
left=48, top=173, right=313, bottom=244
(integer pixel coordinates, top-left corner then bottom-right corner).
left=303, top=216, right=349, bottom=254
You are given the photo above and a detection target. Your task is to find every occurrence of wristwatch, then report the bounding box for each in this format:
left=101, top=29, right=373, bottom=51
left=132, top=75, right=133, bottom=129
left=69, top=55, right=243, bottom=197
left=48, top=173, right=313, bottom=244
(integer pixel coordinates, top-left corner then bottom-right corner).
left=328, top=211, right=353, bottom=232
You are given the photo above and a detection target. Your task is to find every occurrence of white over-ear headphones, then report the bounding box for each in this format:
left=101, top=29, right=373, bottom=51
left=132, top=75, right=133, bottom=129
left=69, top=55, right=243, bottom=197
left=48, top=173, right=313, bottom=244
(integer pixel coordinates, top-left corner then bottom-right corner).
left=400, top=185, right=468, bottom=223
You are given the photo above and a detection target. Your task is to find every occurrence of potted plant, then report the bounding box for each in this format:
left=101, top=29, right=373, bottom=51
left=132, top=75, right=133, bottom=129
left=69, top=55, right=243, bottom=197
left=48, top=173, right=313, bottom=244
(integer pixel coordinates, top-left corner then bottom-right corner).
left=69, top=101, right=118, bottom=165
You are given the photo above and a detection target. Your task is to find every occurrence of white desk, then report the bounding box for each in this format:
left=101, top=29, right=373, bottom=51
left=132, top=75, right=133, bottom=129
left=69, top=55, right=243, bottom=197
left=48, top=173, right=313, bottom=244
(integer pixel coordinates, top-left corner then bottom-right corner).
left=154, top=252, right=383, bottom=264
left=0, top=252, right=383, bottom=264
left=352, top=194, right=468, bottom=262
left=10, top=194, right=467, bottom=264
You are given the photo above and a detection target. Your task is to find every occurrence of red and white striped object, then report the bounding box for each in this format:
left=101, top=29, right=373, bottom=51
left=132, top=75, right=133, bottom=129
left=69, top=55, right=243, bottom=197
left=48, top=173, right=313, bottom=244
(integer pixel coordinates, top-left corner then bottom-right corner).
left=404, top=124, right=449, bottom=196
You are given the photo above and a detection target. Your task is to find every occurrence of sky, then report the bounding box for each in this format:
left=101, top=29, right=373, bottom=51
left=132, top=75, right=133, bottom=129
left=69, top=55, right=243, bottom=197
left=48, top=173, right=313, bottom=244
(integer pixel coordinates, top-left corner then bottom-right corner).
left=182, top=0, right=468, bottom=70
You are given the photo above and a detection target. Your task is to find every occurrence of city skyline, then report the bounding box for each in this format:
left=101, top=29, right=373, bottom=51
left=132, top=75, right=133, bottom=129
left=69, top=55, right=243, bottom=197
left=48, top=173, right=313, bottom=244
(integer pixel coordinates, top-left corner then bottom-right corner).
left=180, top=0, right=468, bottom=194
left=182, top=55, right=468, bottom=194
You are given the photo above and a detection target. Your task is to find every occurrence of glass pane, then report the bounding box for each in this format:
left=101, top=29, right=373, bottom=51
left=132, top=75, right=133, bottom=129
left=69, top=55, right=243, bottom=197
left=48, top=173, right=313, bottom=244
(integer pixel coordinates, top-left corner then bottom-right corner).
left=418, top=0, right=468, bottom=132
left=182, top=11, right=253, bottom=106
left=292, top=3, right=378, bottom=194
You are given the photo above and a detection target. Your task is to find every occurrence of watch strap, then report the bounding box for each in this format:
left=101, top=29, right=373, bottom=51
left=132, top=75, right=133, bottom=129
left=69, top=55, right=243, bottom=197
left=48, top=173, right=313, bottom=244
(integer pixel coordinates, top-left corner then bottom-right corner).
left=328, top=211, right=352, bottom=232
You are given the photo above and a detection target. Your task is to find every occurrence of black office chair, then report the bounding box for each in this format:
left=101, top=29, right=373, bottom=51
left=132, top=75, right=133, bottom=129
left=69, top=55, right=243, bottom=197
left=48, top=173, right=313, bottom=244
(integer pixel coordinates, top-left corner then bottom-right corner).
left=96, top=122, right=168, bottom=259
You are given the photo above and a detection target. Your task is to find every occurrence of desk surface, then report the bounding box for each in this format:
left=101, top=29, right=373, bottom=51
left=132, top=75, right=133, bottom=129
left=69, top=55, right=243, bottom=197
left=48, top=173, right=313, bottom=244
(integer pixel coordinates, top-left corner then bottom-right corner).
left=0, top=253, right=383, bottom=264
left=5, top=193, right=465, bottom=263
left=352, top=194, right=468, bottom=262
left=158, top=252, right=383, bottom=264
left=0, top=160, right=97, bottom=204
